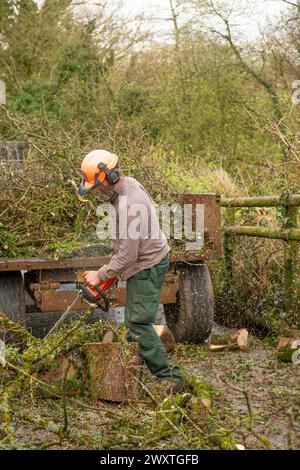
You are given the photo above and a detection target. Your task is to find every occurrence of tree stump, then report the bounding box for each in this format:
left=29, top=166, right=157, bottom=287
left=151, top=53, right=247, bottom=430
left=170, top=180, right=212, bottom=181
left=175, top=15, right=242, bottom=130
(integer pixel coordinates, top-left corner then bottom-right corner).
left=83, top=342, right=141, bottom=402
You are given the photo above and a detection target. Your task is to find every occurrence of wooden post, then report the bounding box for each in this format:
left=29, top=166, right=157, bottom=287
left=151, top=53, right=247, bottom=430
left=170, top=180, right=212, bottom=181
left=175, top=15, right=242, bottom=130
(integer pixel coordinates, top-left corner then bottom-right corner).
left=223, top=207, right=236, bottom=282
left=83, top=342, right=141, bottom=402
left=281, top=190, right=298, bottom=317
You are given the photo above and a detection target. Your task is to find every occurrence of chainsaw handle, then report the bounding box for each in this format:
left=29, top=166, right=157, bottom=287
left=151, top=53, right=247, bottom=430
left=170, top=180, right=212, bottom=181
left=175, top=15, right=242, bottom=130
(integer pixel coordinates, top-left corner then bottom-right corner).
left=100, top=276, right=117, bottom=291
left=78, top=283, right=110, bottom=312
left=93, top=285, right=110, bottom=312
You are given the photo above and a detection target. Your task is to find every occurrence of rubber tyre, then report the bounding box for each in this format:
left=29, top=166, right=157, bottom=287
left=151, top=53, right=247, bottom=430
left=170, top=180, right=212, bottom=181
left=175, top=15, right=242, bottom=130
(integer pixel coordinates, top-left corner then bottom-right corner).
left=0, top=271, right=26, bottom=323
left=164, top=264, right=214, bottom=343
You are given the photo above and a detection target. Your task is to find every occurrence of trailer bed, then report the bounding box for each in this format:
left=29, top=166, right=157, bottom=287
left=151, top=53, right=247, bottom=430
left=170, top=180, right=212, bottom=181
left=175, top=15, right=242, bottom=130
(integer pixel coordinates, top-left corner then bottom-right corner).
left=0, top=249, right=217, bottom=272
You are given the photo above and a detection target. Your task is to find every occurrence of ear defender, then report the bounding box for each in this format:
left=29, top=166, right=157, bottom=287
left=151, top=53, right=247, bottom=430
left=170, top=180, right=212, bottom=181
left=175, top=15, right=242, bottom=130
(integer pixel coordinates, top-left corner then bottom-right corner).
left=98, top=163, right=120, bottom=185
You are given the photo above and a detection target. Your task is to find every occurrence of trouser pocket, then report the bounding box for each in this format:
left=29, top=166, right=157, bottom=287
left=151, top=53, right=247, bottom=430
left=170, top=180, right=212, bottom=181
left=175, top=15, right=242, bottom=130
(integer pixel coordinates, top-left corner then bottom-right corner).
left=125, top=255, right=170, bottom=324
left=130, top=291, right=160, bottom=324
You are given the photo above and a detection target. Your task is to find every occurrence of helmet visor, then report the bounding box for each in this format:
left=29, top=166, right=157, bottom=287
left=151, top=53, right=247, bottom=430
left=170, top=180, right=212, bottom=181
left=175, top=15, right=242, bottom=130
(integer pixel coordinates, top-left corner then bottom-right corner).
left=78, top=172, right=107, bottom=195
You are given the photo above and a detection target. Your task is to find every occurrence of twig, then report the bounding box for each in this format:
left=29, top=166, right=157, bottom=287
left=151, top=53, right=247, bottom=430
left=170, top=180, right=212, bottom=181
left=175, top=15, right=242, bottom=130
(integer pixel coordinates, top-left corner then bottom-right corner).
left=33, top=304, right=96, bottom=365
left=0, top=182, right=33, bottom=218
left=60, top=363, right=71, bottom=438
left=45, top=293, right=82, bottom=338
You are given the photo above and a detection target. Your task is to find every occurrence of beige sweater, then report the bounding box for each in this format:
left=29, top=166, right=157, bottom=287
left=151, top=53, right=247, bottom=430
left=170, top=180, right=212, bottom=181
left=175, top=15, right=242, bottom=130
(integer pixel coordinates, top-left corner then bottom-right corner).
left=98, top=177, right=170, bottom=281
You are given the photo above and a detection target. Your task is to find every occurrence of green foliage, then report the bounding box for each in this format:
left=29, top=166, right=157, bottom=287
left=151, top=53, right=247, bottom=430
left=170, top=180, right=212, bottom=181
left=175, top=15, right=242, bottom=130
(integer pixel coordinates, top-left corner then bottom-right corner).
left=57, top=40, right=101, bottom=84
left=0, top=0, right=299, bottom=331
left=7, top=78, right=60, bottom=116
left=117, top=85, right=150, bottom=117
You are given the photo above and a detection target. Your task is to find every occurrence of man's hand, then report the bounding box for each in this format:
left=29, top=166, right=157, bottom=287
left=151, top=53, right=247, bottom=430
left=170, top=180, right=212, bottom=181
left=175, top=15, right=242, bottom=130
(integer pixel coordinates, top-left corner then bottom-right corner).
left=83, top=270, right=101, bottom=286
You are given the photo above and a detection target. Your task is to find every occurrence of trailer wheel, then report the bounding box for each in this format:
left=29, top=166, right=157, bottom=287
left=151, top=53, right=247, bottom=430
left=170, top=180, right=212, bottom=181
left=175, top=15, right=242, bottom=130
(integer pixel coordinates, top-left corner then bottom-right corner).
left=0, top=271, right=26, bottom=323
left=164, top=264, right=214, bottom=343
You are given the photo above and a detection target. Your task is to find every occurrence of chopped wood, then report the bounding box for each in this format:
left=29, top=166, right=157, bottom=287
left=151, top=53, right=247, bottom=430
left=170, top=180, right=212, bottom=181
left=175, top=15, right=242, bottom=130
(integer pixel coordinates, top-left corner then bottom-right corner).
left=37, top=356, right=80, bottom=397
left=39, top=356, right=77, bottom=384
left=209, top=328, right=249, bottom=352
left=102, top=330, right=114, bottom=343
left=153, top=324, right=176, bottom=353
left=278, top=337, right=300, bottom=364
left=231, top=328, right=249, bottom=351
left=83, top=342, right=141, bottom=402
left=201, top=398, right=212, bottom=409
left=209, top=344, right=228, bottom=351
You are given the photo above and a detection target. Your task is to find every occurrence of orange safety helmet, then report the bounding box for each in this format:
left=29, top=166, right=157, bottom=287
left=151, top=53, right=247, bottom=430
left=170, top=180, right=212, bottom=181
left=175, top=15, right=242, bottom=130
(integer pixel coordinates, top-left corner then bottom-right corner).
left=78, top=149, right=119, bottom=195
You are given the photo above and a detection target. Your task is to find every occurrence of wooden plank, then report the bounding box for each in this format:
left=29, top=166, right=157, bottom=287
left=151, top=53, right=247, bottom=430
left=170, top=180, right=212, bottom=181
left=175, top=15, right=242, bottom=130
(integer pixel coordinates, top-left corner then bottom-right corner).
left=222, top=194, right=300, bottom=208
left=224, top=225, right=300, bottom=241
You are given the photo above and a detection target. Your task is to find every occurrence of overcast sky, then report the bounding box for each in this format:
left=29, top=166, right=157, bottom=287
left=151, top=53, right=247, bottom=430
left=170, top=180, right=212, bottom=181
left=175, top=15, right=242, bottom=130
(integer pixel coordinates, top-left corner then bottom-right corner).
left=117, top=0, right=288, bottom=41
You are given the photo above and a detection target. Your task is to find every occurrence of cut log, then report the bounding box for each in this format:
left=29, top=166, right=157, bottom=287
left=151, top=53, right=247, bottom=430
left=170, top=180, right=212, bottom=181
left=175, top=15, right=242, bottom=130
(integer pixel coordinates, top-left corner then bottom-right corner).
left=278, top=337, right=300, bottom=364
left=102, top=330, right=114, bottom=343
left=83, top=342, right=141, bottom=402
left=153, top=324, right=176, bottom=353
left=39, top=356, right=77, bottom=383
left=209, top=344, right=228, bottom=352
left=209, top=328, right=249, bottom=352
left=231, top=329, right=249, bottom=351
left=37, top=356, right=80, bottom=396
left=210, top=333, right=234, bottom=344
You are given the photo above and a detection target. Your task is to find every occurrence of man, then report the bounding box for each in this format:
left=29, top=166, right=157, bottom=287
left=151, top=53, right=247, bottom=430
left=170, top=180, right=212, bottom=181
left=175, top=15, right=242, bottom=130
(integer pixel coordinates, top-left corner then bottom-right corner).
left=79, top=149, right=183, bottom=393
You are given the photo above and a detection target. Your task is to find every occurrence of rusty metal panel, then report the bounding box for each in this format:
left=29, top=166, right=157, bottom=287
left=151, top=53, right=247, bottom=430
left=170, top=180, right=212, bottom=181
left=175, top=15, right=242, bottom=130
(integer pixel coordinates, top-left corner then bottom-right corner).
left=0, top=255, right=112, bottom=272
left=35, top=290, right=86, bottom=312
left=110, top=282, right=178, bottom=307
left=177, top=193, right=222, bottom=260
left=30, top=281, right=60, bottom=291
left=35, top=279, right=178, bottom=312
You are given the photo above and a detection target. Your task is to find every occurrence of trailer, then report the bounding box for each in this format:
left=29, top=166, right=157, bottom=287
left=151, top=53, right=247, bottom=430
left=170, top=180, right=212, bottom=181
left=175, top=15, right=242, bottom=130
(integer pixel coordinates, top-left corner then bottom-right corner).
left=0, top=193, right=222, bottom=343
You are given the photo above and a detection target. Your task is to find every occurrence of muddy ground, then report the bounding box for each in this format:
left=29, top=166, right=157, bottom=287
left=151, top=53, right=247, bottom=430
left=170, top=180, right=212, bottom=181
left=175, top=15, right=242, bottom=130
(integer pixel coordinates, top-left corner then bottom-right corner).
left=6, top=323, right=299, bottom=451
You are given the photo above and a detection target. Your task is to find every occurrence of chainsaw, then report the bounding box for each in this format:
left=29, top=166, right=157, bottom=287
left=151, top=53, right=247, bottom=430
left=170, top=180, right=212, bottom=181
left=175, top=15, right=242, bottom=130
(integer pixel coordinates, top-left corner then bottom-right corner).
left=45, top=276, right=117, bottom=338
left=78, top=276, right=117, bottom=312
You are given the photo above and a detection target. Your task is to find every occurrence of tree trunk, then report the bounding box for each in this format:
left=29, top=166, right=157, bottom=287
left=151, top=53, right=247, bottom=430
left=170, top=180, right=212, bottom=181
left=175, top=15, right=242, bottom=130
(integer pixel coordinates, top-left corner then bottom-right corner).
left=83, top=342, right=141, bottom=402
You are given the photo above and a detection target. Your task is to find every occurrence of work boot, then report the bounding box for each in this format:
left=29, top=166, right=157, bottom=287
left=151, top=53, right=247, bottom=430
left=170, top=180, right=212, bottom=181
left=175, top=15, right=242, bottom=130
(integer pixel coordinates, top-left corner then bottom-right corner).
left=144, top=378, right=186, bottom=397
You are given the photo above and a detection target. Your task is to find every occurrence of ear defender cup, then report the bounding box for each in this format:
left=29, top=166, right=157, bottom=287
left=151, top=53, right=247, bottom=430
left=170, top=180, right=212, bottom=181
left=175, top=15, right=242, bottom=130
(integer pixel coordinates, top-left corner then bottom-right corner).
left=98, top=163, right=120, bottom=185
left=106, top=169, right=120, bottom=185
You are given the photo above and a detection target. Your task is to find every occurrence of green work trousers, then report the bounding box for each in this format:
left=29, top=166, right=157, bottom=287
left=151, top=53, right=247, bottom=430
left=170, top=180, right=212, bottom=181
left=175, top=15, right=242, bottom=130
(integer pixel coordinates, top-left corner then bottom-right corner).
left=125, top=254, right=182, bottom=382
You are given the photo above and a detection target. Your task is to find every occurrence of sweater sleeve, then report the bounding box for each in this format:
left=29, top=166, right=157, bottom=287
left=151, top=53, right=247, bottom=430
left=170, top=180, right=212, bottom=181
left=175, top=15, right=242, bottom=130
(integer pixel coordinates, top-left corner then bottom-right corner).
left=98, top=193, right=142, bottom=279
left=98, top=236, right=139, bottom=280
